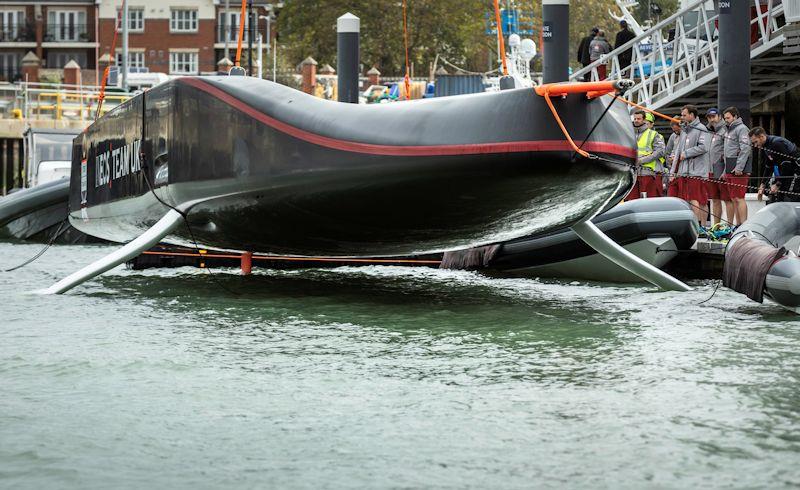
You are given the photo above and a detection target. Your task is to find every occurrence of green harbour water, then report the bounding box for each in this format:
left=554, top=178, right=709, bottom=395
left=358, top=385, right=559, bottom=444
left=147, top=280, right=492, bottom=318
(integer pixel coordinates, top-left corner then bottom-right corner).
left=2, top=242, right=800, bottom=488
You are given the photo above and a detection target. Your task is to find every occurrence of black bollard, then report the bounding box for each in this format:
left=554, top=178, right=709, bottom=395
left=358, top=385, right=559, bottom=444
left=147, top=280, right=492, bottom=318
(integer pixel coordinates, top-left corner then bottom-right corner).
left=717, top=0, right=751, bottom=125
left=542, top=0, right=570, bottom=83
left=337, top=13, right=360, bottom=103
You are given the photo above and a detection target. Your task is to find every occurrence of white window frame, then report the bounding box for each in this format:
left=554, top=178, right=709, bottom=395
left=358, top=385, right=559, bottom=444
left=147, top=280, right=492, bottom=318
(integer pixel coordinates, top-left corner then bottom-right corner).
left=117, top=8, right=144, bottom=32
left=217, top=11, right=247, bottom=43
left=47, top=9, right=87, bottom=42
left=169, top=51, right=198, bottom=75
left=0, top=10, right=26, bottom=40
left=170, top=9, right=198, bottom=33
left=117, top=51, right=145, bottom=69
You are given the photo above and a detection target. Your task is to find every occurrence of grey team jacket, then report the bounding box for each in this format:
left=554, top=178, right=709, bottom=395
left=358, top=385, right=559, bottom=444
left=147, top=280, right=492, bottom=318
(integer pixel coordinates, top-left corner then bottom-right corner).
left=670, top=118, right=709, bottom=177
left=723, top=118, right=752, bottom=174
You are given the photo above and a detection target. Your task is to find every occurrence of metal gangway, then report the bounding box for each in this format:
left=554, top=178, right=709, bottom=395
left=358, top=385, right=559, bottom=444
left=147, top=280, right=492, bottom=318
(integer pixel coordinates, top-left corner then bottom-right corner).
left=572, top=0, right=800, bottom=116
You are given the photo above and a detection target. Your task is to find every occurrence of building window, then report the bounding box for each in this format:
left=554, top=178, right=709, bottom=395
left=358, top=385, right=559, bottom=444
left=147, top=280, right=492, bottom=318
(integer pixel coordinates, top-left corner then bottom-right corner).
left=217, top=11, right=247, bottom=43
left=117, top=51, right=145, bottom=70
left=170, top=9, right=197, bottom=32
left=46, top=10, right=87, bottom=42
left=118, top=8, right=144, bottom=32
left=47, top=51, right=87, bottom=69
left=0, top=52, right=21, bottom=81
left=0, top=10, right=26, bottom=42
left=169, top=51, right=197, bottom=74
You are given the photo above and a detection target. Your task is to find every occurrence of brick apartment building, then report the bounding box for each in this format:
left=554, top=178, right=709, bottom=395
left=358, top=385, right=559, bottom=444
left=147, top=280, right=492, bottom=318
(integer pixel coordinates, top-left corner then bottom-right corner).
left=0, top=0, right=276, bottom=83
left=98, top=0, right=275, bottom=76
left=0, top=0, right=97, bottom=81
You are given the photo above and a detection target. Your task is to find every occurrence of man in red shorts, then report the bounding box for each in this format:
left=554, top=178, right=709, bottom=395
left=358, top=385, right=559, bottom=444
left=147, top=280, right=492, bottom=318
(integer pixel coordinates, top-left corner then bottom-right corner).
left=722, top=107, right=752, bottom=225
left=669, top=105, right=709, bottom=225
left=704, top=108, right=729, bottom=225
left=626, top=110, right=665, bottom=200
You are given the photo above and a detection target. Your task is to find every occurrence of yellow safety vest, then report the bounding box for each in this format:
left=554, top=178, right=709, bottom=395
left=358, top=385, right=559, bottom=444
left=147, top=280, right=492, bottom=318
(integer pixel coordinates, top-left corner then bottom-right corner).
left=637, top=128, right=665, bottom=171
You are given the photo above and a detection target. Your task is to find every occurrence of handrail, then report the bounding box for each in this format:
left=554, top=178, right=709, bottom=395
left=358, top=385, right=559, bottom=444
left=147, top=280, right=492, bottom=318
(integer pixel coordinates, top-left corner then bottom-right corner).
left=570, top=0, right=788, bottom=110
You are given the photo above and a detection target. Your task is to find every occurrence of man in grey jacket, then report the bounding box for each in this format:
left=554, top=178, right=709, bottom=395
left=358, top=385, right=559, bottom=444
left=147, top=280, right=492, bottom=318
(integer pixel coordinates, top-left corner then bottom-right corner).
left=704, top=108, right=728, bottom=226
left=669, top=104, right=709, bottom=224
left=722, top=106, right=752, bottom=225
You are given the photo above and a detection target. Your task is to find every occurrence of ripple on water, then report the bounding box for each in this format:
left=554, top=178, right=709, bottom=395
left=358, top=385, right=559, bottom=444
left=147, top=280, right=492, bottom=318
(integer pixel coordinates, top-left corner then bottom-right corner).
left=1, top=243, right=800, bottom=488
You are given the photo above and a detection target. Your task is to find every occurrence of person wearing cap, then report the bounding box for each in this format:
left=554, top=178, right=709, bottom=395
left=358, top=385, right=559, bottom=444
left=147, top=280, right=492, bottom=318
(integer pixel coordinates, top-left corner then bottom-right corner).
left=669, top=104, right=709, bottom=224
left=627, top=110, right=666, bottom=200
left=578, top=27, right=599, bottom=81
left=704, top=108, right=728, bottom=226
left=722, top=107, right=752, bottom=223
left=615, top=20, right=636, bottom=71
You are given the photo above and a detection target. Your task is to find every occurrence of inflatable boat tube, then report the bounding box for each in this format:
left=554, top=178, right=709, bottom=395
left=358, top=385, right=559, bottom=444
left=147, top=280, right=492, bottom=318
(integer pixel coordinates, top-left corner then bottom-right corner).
left=727, top=203, right=800, bottom=313
left=484, top=197, right=698, bottom=282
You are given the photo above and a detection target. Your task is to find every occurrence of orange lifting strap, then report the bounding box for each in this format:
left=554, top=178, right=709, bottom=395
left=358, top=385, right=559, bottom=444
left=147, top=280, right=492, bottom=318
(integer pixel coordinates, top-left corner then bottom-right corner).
left=534, top=80, right=634, bottom=158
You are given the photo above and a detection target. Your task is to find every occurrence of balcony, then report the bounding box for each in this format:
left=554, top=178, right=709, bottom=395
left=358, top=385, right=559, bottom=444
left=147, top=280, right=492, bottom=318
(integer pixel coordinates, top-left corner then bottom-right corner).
left=44, top=23, right=91, bottom=43
left=0, top=24, right=35, bottom=43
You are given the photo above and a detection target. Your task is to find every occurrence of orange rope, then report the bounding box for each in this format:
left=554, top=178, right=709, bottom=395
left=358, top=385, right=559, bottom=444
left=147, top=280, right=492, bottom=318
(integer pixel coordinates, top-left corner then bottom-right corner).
left=234, top=0, right=247, bottom=67
left=402, top=0, right=411, bottom=100
left=493, top=0, right=508, bottom=76
left=533, top=81, right=627, bottom=159
left=540, top=89, right=590, bottom=158
left=95, top=7, right=121, bottom=121
left=615, top=96, right=680, bottom=124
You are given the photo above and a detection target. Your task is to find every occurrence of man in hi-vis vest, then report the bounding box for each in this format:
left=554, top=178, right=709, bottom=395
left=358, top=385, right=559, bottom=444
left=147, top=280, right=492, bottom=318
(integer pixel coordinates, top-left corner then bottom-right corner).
left=626, top=110, right=666, bottom=200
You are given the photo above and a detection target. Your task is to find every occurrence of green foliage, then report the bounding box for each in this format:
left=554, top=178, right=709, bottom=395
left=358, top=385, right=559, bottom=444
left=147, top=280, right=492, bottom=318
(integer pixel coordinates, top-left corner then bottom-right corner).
left=277, top=0, right=682, bottom=77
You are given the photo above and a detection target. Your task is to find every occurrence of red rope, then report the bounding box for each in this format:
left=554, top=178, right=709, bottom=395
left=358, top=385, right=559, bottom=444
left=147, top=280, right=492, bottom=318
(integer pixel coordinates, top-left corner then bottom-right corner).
left=95, top=6, right=121, bottom=121
left=402, top=0, right=411, bottom=100
left=493, top=0, right=508, bottom=76
left=234, top=0, right=247, bottom=67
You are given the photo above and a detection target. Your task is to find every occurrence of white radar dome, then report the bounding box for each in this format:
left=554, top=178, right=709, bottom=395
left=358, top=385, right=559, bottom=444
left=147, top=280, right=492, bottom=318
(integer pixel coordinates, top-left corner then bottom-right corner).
left=520, top=38, right=537, bottom=61
left=508, top=33, right=521, bottom=48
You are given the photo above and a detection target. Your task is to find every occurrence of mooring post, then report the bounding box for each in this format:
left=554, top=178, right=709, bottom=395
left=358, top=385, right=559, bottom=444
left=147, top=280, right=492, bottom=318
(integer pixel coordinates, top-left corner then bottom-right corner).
left=717, top=0, right=751, bottom=125
left=337, top=13, right=360, bottom=103
left=542, top=0, right=569, bottom=84
left=241, top=251, right=253, bottom=275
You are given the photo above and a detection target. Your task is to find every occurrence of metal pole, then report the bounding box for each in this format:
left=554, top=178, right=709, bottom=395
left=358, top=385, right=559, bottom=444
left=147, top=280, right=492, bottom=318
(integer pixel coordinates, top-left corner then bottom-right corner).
left=337, top=13, right=360, bottom=103
left=247, top=0, right=253, bottom=75
left=266, top=15, right=271, bottom=78
left=122, top=0, right=128, bottom=91
left=717, top=0, right=751, bottom=126
left=541, top=0, right=569, bottom=83
left=257, top=33, right=262, bottom=78
left=224, top=0, right=230, bottom=60
left=273, top=40, right=277, bottom=81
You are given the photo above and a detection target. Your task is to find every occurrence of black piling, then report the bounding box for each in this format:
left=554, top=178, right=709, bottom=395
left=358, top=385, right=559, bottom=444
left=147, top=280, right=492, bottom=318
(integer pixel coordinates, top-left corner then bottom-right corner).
left=337, top=13, right=360, bottom=103
left=717, top=0, right=751, bottom=125
left=542, top=0, right=570, bottom=83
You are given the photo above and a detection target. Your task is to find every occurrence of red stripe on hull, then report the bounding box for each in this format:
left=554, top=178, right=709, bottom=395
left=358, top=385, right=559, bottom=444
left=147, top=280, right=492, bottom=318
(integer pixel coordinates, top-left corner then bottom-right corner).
left=180, top=77, right=636, bottom=159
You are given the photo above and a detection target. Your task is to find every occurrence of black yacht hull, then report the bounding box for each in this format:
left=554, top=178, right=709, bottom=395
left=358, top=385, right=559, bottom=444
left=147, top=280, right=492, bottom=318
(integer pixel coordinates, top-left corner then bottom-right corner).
left=70, top=77, right=635, bottom=256
left=0, top=179, right=94, bottom=243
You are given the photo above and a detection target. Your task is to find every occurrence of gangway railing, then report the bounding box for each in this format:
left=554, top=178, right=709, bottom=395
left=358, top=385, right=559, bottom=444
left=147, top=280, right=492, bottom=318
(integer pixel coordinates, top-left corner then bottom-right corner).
left=571, top=0, right=790, bottom=112
left=0, top=81, right=135, bottom=122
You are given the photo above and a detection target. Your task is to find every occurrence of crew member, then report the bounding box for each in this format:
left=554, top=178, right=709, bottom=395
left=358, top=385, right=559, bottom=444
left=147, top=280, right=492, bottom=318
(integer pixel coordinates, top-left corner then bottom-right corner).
left=749, top=127, right=800, bottom=203
left=577, top=27, right=599, bottom=82
left=626, top=110, right=665, bottom=200
left=722, top=107, right=752, bottom=223
left=615, top=20, right=636, bottom=71
left=664, top=117, right=682, bottom=194
left=669, top=105, right=709, bottom=224
left=704, top=108, right=727, bottom=226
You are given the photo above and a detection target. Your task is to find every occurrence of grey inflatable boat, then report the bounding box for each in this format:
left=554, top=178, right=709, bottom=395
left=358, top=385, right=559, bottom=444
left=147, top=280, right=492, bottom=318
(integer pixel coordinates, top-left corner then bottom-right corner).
left=725, top=203, right=800, bottom=313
